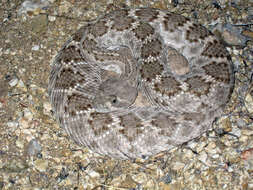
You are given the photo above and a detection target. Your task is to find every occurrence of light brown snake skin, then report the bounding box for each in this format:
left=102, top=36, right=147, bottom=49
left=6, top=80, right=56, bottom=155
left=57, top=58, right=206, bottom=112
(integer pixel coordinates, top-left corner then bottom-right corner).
left=48, top=8, right=234, bottom=159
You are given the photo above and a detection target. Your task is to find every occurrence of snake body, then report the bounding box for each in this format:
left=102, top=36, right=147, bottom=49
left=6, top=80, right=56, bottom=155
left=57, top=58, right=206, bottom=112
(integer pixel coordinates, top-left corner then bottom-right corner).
left=48, top=8, right=234, bottom=159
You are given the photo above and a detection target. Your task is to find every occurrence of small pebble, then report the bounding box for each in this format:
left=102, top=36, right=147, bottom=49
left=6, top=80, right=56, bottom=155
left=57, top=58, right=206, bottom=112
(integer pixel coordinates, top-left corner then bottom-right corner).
left=7, top=121, right=19, bottom=128
left=187, top=141, right=198, bottom=150
left=198, top=152, right=208, bottom=163
left=18, top=0, right=50, bottom=15
left=9, top=78, right=19, bottom=87
left=5, top=158, right=27, bottom=172
left=160, top=173, right=172, bottom=184
left=16, top=140, right=24, bottom=149
left=241, top=148, right=253, bottom=170
left=48, top=15, right=56, bottom=22
left=19, top=118, right=29, bottom=129
left=34, top=159, right=48, bottom=172
left=58, top=0, right=72, bottom=15
left=43, top=102, right=52, bottom=115
left=17, top=79, right=25, bottom=89
left=241, top=148, right=253, bottom=161
left=23, top=108, right=33, bottom=121
left=27, top=139, right=42, bottom=156
left=88, top=170, right=100, bottom=178
left=32, top=45, right=40, bottom=51
left=211, top=154, right=220, bottom=159
left=245, top=87, right=253, bottom=114
left=172, top=162, right=185, bottom=171
left=214, top=23, right=248, bottom=46
left=196, top=141, right=207, bottom=152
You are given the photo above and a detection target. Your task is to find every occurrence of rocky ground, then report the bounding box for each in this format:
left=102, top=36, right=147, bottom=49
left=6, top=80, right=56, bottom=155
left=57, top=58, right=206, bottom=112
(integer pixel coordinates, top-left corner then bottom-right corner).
left=0, top=0, right=253, bottom=189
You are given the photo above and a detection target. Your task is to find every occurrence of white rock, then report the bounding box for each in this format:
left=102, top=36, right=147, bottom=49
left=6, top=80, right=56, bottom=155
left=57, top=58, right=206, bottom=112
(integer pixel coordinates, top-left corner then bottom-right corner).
left=43, top=102, right=52, bottom=115
left=9, top=78, right=19, bottom=87
left=7, top=121, right=19, bottom=128
left=17, top=79, right=25, bottom=88
left=18, top=0, right=50, bottom=15
left=88, top=170, right=100, bottom=178
left=245, top=93, right=253, bottom=114
left=187, top=141, right=197, bottom=149
left=172, top=162, right=185, bottom=171
left=211, top=154, right=220, bottom=159
left=23, top=108, right=33, bottom=121
left=48, top=15, right=56, bottom=22
left=196, top=141, right=207, bottom=152
left=32, top=45, right=40, bottom=51
left=16, top=140, right=24, bottom=149
left=198, top=152, right=208, bottom=163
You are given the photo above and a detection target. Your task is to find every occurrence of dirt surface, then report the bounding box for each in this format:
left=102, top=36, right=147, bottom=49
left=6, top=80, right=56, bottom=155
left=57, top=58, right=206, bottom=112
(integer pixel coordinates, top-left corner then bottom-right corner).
left=0, top=0, right=253, bottom=189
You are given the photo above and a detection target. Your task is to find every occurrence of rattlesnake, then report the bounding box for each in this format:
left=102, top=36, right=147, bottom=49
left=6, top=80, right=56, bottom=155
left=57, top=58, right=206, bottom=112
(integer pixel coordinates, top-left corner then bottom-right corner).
left=48, top=8, right=234, bottom=159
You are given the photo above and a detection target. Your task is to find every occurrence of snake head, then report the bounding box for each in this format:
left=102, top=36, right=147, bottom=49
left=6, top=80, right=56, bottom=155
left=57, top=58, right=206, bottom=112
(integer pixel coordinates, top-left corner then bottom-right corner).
left=93, top=78, right=138, bottom=112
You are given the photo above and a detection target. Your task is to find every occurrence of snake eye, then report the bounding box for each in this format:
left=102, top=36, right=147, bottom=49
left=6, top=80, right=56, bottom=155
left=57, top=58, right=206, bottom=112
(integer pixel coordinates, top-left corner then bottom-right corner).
left=111, top=95, right=117, bottom=104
